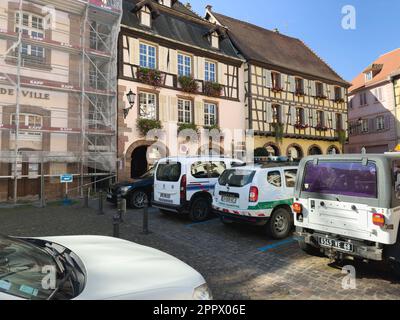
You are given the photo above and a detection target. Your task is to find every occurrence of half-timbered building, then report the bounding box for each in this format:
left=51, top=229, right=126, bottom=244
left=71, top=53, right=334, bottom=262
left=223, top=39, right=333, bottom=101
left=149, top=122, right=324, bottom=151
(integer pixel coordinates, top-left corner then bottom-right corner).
left=206, top=8, right=350, bottom=160
left=118, top=0, right=245, bottom=179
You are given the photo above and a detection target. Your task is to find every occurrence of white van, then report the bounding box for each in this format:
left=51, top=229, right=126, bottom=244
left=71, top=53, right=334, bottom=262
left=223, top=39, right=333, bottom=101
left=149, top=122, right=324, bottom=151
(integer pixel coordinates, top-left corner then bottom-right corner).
left=213, top=163, right=298, bottom=239
left=153, top=157, right=244, bottom=222
left=293, top=154, right=400, bottom=274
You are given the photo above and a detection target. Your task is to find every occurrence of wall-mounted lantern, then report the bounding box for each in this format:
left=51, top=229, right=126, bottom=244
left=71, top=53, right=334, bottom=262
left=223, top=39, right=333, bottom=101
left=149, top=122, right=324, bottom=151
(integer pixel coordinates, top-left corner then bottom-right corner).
left=124, top=89, right=136, bottom=119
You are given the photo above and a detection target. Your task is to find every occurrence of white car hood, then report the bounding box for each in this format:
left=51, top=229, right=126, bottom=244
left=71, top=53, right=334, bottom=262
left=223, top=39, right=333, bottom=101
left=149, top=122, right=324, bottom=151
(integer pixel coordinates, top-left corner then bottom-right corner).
left=40, top=236, right=205, bottom=300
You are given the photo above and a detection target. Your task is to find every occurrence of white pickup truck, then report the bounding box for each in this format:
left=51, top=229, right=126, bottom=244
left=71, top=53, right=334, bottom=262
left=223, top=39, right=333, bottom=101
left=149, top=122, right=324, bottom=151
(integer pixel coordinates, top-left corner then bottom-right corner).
left=293, top=154, right=400, bottom=274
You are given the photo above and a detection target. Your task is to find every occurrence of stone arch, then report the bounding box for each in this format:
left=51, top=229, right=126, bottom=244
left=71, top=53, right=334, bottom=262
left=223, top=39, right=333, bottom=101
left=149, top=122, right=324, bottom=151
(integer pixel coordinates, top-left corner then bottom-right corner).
left=286, top=143, right=304, bottom=161
left=308, top=144, right=323, bottom=156
left=124, top=140, right=169, bottom=180
left=263, top=142, right=281, bottom=157
left=327, top=145, right=341, bottom=155
left=197, top=144, right=225, bottom=157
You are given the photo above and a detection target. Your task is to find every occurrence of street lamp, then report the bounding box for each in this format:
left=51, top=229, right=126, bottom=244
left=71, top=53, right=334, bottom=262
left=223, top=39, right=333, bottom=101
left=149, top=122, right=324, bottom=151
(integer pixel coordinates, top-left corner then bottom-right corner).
left=124, top=89, right=136, bottom=119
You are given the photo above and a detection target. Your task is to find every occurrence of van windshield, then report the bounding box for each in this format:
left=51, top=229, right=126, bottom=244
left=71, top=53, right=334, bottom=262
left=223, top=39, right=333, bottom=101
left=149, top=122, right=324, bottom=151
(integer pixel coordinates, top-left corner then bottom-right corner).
left=219, top=169, right=255, bottom=187
left=156, top=162, right=182, bottom=182
left=302, top=161, right=378, bottom=199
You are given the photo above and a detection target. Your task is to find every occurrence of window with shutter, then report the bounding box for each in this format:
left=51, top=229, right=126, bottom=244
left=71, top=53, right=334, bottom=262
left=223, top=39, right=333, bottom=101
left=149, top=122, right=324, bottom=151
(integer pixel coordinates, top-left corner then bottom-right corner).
left=264, top=70, right=272, bottom=88
left=376, top=116, right=385, bottom=131
left=265, top=102, right=273, bottom=123
left=271, top=72, right=282, bottom=91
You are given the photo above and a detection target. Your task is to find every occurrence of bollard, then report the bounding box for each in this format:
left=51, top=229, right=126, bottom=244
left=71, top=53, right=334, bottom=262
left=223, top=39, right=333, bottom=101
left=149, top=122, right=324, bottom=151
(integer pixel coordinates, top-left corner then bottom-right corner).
left=84, top=188, right=89, bottom=208
left=113, top=213, right=120, bottom=238
left=98, top=190, right=104, bottom=215
left=143, top=199, right=149, bottom=235
left=118, top=198, right=126, bottom=223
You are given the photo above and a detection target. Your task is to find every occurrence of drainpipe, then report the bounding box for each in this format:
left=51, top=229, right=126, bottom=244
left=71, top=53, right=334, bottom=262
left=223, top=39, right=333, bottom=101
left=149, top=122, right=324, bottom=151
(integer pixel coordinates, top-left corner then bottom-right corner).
left=392, top=75, right=400, bottom=146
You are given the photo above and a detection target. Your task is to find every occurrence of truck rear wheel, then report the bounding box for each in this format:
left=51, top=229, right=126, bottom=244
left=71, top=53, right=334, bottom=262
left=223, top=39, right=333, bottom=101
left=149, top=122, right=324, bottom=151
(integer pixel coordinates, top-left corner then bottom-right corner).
left=266, top=208, right=292, bottom=240
left=298, top=239, right=325, bottom=257
left=389, top=260, right=400, bottom=279
left=189, top=197, right=211, bottom=222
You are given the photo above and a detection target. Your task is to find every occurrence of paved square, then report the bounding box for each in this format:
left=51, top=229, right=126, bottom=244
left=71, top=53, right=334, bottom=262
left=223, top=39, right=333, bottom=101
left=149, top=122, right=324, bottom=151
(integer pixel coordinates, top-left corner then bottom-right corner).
left=1, top=201, right=400, bottom=300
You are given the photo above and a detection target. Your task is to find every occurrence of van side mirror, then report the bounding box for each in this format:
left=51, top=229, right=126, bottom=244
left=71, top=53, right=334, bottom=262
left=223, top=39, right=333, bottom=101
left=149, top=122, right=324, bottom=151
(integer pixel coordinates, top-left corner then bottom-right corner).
left=231, top=162, right=246, bottom=168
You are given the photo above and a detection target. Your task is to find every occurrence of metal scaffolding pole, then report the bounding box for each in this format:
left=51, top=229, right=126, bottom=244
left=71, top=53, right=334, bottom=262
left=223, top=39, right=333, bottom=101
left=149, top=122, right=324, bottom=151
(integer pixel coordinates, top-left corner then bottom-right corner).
left=13, top=0, right=23, bottom=205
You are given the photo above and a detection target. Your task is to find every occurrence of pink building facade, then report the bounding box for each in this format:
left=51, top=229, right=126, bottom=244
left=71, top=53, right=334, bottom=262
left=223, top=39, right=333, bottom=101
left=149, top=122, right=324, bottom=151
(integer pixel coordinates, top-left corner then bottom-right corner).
left=346, top=49, right=400, bottom=154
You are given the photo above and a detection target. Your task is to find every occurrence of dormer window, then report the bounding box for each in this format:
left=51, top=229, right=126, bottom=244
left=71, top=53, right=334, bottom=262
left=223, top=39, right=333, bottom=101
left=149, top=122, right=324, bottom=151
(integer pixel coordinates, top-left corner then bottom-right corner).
left=139, top=6, right=152, bottom=27
left=365, top=71, right=373, bottom=81
left=159, top=0, right=172, bottom=7
left=210, top=32, right=219, bottom=49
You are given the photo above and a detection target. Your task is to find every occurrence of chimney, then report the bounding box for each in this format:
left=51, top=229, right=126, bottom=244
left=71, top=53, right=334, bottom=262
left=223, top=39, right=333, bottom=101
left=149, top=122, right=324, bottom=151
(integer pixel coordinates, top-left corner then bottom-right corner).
left=273, top=28, right=280, bottom=33
left=185, top=2, right=192, bottom=10
left=206, top=5, right=213, bottom=11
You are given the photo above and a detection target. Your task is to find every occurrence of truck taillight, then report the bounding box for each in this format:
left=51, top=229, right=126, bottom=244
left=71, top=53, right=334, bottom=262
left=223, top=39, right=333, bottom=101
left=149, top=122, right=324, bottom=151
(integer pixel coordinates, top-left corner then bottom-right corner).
left=373, top=213, right=385, bottom=227
left=292, top=203, right=303, bottom=214
left=249, top=186, right=258, bottom=203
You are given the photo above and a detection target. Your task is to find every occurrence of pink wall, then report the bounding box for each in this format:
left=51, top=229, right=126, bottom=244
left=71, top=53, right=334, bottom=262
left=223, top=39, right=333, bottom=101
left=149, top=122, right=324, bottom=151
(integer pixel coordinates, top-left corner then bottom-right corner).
left=346, top=82, right=397, bottom=153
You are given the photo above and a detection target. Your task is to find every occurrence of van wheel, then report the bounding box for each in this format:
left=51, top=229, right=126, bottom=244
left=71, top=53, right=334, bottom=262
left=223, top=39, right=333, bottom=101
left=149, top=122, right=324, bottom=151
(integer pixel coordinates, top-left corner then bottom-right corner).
left=298, top=239, right=325, bottom=257
left=266, top=208, right=292, bottom=240
left=189, top=198, right=211, bottom=222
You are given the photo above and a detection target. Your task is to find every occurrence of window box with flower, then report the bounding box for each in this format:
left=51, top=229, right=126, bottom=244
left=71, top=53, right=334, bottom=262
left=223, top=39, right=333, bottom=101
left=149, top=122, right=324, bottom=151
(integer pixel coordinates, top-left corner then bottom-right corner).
left=136, top=67, right=163, bottom=88
left=204, top=81, right=223, bottom=97
left=315, top=94, right=327, bottom=100
left=136, top=118, right=163, bottom=137
left=178, top=76, right=199, bottom=94
left=271, top=86, right=283, bottom=93
left=315, top=124, right=329, bottom=132
left=294, top=123, right=309, bottom=130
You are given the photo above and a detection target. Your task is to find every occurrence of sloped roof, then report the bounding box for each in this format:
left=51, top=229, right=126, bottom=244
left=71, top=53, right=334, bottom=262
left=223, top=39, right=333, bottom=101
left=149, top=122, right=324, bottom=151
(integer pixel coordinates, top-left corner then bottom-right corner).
left=350, top=48, right=400, bottom=93
left=212, top=12, right=349, bottom=86
left=122, top=0, right=240, bottom=59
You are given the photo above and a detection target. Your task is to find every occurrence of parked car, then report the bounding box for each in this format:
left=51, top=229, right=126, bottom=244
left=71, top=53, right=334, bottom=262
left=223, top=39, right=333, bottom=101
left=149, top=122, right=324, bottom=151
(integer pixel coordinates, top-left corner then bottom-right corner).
left=0, top=235, right=212, bottom=300
left=153, top=156, right=244, bottom=222
left=213, top=163, right=298, bottom=239
left=107, top=167, right=155, bottom=209
left=293, top=154, right=400, bottom=274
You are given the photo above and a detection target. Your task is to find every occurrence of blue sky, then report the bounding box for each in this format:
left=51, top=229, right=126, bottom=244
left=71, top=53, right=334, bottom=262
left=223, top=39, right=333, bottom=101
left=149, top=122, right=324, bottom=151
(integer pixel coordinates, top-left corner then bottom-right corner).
left=188, top=0, right=400, bottom=82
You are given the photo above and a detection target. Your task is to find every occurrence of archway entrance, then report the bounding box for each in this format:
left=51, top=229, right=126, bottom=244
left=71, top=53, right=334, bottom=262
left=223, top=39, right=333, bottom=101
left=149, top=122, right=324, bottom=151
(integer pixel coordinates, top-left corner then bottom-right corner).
left=264, top=143, right=281, bottom=157
left=287, top=145, right=304, bottom=161
left=308, top=145, right=323, bottom=156
left=327, top=145, right=340, bottom=155
left=131, top=146, right=148, bottom=179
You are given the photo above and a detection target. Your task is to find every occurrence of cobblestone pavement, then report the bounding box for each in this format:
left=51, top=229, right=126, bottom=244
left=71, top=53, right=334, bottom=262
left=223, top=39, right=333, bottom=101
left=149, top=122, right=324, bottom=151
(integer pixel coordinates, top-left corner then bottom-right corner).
left=1, top=200, right=400, bottom=300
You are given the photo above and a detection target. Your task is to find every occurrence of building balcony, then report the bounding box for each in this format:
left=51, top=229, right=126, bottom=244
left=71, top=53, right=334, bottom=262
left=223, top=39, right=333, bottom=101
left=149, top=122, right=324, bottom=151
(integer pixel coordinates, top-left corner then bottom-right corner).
left=122, top=64, right=237, bottom=101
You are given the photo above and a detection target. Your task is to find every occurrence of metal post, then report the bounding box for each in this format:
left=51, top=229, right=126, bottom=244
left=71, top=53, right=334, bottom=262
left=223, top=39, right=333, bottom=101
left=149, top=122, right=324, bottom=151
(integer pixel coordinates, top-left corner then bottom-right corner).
left=113, top=213, right=120, bottom=238
left=118, top=198, right=126, bottom=223
left=84, top=187, right=89, bottom=208
left=13, top=0, right=23, bottom=205
left=40, top=155, right=45, bottom=208
left=98, top=190, right=104, bottom=215
left=143, top=199, right=149, bottom=235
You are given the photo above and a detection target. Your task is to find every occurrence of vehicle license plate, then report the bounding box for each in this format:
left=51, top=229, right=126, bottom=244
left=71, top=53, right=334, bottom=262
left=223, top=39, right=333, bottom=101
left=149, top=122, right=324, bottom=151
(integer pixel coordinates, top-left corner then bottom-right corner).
left=318, top=237, right=354, bottom=253
left=221, top=196, right=237, bottom=204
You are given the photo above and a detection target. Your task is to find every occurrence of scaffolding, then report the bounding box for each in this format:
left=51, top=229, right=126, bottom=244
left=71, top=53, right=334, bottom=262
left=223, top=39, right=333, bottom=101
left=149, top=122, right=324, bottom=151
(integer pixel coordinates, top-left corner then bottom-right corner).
left=0, top=0, right=122, bottom=204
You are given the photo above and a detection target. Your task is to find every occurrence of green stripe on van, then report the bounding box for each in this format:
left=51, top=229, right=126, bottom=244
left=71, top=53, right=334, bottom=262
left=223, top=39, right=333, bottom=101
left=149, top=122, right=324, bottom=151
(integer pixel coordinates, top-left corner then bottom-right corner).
left=248, top=199, right=293, bottom=211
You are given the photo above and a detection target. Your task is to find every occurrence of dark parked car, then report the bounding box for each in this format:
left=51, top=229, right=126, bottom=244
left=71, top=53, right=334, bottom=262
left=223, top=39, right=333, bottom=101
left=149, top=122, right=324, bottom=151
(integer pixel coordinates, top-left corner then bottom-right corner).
left=107, top=167, right=154, bottom=209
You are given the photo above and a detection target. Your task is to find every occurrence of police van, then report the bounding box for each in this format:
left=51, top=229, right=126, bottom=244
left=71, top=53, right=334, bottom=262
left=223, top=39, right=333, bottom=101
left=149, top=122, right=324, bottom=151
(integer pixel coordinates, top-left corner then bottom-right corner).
left=213, top=163, right=298, bottom=239
left=153, top=157, right=244, bottom=222
left=293, top=154, right=400, bottom=273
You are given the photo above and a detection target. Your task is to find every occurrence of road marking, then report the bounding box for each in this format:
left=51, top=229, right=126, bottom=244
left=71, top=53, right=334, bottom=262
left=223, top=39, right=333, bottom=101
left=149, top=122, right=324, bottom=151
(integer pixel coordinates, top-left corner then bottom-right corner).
left=258, top=237, right=298, bottom=252
left=186, top=218, right=220, bottom=228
